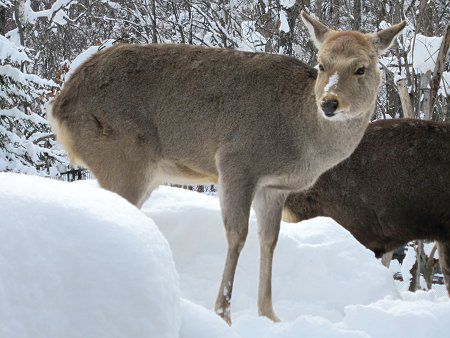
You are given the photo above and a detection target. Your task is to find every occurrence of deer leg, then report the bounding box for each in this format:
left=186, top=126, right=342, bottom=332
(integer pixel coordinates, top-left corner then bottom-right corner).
left=253, top=187, right=287, bottom=322
left=381, top=250, right=394, bottom=268
left=436, top=240, right=450, bottom=297
left=214, top=175, right=255, bottom=325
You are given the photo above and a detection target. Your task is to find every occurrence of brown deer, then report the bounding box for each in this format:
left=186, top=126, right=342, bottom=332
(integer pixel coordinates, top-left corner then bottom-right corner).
left=283, top=119, right=450, bottom=296
left=49, top=12, right=405, bottom=324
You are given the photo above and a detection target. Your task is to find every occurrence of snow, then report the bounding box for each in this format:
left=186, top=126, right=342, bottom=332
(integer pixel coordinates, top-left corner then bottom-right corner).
left=280, top=0, right=296, bottom=7
left=20, top=0, right=74, bottom=25
left=424, top=242, right=438, bottom=258
left=240, top=21, right=266, bottom=52
left=324, top=73, right=339, bottom=93
left=380, top=28, right=448, bottom=98
left=3, top=177, right=450, bottom=338
left=0, top=35, right=30, bottom=64
left=343, top=293, right=450, bottom=337
left=0, top=35, right=62, bottom=175
left=140, top=186, right=450, bottom=337
left=0, top=64, right=55, bottom=88
left=411, top=34, right=443, bottom=74
left=64, top=40, right=116, bottom=81
left=279, top=11, right=290, bottom=33
left=180, top=299, right=240, bottom=338
left=0, top=173, right=180, bottom=338
left=401, top=246, right=416, bottom=291
left=64, top=45, right=99, bottom=81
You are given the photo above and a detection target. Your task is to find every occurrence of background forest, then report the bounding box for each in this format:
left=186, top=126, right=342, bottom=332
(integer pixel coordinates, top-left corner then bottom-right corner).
left=0, top=0, right=449, bottom=175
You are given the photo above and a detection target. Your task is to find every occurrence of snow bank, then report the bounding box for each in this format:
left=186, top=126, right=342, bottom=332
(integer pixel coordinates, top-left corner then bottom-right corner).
left=5, top=178, right=449, bottom=338
left=180, top=299, right=240, bottom=338
left=142, top=186, right=450, bottom=338
left=343, top=292, right=450, bottom=337
left=143, top=186, right=397, bottom=322
left=0, top=173, right=180, bottom=338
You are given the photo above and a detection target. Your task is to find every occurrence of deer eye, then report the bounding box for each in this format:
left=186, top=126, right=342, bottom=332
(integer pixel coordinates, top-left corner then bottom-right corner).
left=355, top=67, right=365, bottom=75
left=318, top=64, right=325, bottom=72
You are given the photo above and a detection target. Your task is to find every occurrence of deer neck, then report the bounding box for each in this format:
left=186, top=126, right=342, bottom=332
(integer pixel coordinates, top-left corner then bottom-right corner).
left=309, top=103, right=374, bottom=172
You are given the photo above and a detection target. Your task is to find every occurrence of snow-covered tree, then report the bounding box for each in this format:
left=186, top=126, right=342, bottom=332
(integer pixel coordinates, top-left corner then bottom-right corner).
left=0, top=1, right=66, bottom=175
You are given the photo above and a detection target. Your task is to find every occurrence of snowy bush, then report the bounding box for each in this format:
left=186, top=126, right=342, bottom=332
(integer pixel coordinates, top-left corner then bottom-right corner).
left=0, top=34, right=66, bottom=175
left=0, top=173, right=180, bottom=338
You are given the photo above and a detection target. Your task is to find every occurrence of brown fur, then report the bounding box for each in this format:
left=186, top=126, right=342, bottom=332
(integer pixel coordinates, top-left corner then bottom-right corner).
left=283, top=119, right=450, bottom=295
left=49, top=12, right=405, bottom=323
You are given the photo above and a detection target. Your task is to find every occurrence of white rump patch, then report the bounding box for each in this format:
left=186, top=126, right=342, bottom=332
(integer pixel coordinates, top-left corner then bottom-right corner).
left=324, top=72, right=339, bottom=92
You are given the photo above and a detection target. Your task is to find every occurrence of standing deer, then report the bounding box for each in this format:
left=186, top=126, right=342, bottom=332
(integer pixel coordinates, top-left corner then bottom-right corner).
left=283, top=119, right=450, bottom=296
left=49, top=12, right=405, bottom=324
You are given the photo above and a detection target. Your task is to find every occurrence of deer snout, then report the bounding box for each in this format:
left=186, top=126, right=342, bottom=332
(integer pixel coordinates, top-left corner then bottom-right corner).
left=321, top=98, right=339, bottom=117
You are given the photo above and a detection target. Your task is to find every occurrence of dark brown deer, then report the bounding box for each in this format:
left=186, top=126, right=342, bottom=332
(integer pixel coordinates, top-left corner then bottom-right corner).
left=49, top=12, right=405, bottom=323
left=283, top=119, right=450, bottom=296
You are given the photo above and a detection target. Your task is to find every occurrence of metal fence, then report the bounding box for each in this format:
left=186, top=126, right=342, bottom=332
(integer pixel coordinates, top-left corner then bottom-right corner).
left=55, top=168, right=93, bottom=182
left=53, top=169, right=218, bottom=195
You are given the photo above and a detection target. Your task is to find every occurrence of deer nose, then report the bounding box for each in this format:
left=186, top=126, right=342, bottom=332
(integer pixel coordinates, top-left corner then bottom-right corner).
left=321, top=99, right=339, bottom=117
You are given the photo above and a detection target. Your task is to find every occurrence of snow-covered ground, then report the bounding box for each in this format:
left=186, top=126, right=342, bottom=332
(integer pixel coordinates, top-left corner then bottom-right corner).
left=143, top=186, right=450, bottom=338
left=0, top=173, right=179, bottom=338
left=2, top=174, right=450, bottom=338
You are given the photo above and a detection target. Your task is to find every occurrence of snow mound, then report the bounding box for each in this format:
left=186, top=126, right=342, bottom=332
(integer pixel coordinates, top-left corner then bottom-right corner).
left=180, top=299, right=240, bottom=338
left=142, top=186, right=397, bottom=322
left=0, top=173, right=180, bottom=338
left=343, top=292, right=450, bottom=337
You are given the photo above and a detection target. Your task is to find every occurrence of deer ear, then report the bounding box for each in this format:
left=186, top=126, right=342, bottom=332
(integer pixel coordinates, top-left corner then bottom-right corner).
left=372, top=21, right=406, bottom=55
left=301, top=11, right=330, bottom=49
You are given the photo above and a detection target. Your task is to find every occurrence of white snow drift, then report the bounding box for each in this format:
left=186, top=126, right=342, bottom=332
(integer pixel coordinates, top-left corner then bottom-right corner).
left=143, top=185, right=450, bottom=338
left=2, top=175, right=450, bottom=338
left=0, top=173, right=179, bottom=338
left=143, top=186, right=397, bottom=321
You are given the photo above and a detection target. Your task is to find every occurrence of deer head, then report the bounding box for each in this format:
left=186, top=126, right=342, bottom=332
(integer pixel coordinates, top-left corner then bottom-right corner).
left=301, top=11, right=406, bottom=121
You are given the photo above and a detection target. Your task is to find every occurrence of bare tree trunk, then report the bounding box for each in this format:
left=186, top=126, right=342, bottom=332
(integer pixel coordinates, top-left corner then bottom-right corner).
left=352, top=0, right=361, bottom=30
left=283, top=1, right=301, bottom=56
left=447, top=96, right=450, bottom=121
left=385, top=69, right=400, bottom=118
left=13, top=0, right=26, bottom=46
left=420, top=71, right=432, bottom=119
left=409, top=241, right=424, bottom=292
left=397, top=79, right=414, bottom=118
left=171, top=1, right=185, bottom=43
left=415, top=241, right=423, bottom=290
left=430, top=25, right=450, bottom=120
left=423, top=244, right=438, bottom=290
left=187, top=0, right=193, bottom=44
left=315, top=0, right=323, bottom=20
left=409, top=260, right=418, bottom=292
left=417, top=0, right=433, bottom=36
left=0, top=5, right=6, bottom=35
left=151, top=0, right=158, bottom=43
